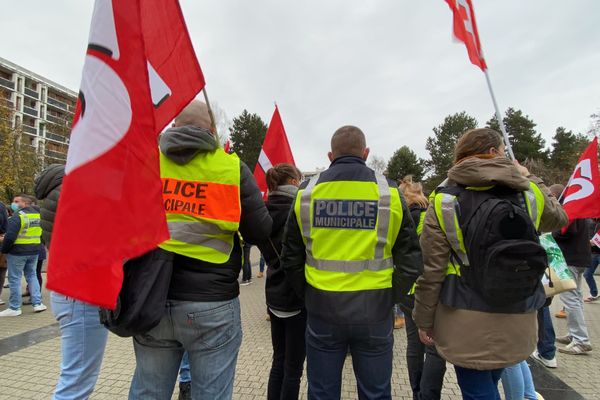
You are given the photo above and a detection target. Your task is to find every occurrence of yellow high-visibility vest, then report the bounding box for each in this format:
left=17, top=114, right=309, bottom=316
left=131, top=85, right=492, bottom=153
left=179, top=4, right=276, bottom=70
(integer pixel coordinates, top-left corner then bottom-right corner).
left=15, top=211, right=42, bottom=245
left=295, top=172, right=403, bottom=292
left=159, top=149, right=241, bottom=263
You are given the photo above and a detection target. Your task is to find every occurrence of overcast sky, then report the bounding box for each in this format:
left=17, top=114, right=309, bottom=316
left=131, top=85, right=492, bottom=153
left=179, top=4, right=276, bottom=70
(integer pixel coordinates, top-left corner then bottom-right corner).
left=1, top=1, right=599, bottom=171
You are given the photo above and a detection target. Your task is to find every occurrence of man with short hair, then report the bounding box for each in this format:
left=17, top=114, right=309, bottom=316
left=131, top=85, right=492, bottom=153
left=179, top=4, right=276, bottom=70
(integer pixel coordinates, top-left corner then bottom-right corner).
left=0, top=194, right=46, bottom=317
left=282, top=126, right=421, bottom=399
left=128, top=100, right=272, bottom=399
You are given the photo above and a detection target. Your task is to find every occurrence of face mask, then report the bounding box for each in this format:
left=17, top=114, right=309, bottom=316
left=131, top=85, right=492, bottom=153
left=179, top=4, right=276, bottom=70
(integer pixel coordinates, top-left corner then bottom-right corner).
left=10, top=203, right=19, bottom=212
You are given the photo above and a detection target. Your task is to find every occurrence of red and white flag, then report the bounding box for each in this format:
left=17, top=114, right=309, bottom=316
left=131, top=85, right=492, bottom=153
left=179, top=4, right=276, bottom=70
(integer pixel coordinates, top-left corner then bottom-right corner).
left=445, top=0, right=487, bottom=71
left=253, top=106, right=296, bottom=199
left=561, top=137, right=600, bottom=221
left=47, top=0, right=205, bottom=309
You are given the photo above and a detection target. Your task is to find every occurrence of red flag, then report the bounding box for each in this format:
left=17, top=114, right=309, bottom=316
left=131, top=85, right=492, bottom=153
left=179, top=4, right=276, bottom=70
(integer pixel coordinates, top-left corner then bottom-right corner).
left=47, top=0, right=205, bottom=309
left=445, top=0, right=487, bottom=71
left=253, top=106, right=296, bottom=199
left=561, top=137, right=600, bottom=221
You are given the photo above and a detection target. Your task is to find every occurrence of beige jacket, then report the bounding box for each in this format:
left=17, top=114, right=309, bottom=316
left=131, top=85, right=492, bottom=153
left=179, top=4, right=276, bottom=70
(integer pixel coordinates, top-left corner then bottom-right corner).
left=413, top=157, right=568, bottom=370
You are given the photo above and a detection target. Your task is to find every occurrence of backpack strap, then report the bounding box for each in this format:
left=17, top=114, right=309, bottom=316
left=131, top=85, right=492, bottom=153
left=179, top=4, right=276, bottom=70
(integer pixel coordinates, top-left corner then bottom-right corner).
left=434, top=189, right=470, bottom=267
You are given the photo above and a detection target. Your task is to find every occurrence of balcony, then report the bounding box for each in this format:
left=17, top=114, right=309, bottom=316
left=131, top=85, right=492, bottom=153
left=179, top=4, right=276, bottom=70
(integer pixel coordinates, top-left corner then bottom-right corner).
left=24, top=87, right=38, bottom=99
left=47, top=96, right=69, bottom=111
left=23, top=106, right=38, bottom=117
left=46, top=132, right=68, bottom=143
left=46, top=114, right=67, bottom=124
left=23, top=125, right=37, bottom=135
left=44, top=149, right=66, bottom=161
left=0, top=77, right=15, bottom=90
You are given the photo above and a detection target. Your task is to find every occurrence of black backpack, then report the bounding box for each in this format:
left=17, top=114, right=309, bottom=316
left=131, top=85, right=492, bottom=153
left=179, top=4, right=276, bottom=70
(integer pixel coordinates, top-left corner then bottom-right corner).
left=99, top=247, right=173, bottom=337
left=445, top=185, right=548, bottom=307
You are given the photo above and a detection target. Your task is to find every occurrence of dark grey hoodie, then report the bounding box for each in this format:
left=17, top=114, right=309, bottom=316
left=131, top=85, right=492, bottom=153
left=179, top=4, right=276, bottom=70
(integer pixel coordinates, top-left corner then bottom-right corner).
left=160, top=126, right=272, bottom=301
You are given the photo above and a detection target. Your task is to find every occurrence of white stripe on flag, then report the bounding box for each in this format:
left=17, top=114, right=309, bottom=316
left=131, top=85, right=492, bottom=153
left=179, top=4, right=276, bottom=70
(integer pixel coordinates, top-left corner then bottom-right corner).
left=258, top=149, right=273, bottom=172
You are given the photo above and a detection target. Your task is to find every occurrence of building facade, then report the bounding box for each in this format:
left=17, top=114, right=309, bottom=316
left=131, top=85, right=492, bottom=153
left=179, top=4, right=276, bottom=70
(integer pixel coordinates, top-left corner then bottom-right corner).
left=0, top=56, right=76, bottom=165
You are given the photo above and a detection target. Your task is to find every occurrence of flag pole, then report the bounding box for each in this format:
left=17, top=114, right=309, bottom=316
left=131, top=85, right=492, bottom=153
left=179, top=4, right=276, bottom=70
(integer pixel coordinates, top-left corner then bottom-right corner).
left=201, top=87, right=217, bottom=135
left=484, top=69, right=515, bottom=160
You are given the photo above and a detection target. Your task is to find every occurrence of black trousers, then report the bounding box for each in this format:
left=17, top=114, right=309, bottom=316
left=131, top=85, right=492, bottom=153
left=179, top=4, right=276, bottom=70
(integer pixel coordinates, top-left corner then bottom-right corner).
left=267, top=309, right=307, bottom=400
left=242, top=243, right=252, bottom=281
left=404, top=309, right=447, bottom=400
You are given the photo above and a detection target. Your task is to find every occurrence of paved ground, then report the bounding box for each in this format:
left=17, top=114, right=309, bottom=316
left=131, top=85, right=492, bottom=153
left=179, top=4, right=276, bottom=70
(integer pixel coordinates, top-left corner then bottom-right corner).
left=0, top=255, right=599, bottom=399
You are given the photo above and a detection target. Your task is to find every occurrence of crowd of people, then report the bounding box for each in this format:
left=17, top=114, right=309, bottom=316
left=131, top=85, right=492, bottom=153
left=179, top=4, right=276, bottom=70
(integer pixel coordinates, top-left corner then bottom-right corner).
left=0, top=100, right=598, bottom=400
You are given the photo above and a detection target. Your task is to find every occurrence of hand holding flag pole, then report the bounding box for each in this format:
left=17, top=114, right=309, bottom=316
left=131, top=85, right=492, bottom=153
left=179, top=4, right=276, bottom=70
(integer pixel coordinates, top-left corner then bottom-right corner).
left=445, top=0, right=515, bottom=160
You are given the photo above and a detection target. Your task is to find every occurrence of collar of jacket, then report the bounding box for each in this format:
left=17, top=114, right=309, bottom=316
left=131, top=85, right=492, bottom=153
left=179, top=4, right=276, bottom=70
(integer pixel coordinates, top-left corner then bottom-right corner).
left=270, top=185, right=298, bottom=199
left=329, top=155, right=366, bottom=167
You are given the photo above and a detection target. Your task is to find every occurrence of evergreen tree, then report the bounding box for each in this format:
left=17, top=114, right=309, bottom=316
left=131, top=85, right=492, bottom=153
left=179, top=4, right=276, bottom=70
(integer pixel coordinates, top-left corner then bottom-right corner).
left=386, top=146, right=425, bottom=182
left=486, top=108, right=546, bottom=162
left=229, top=110, right=267, bottom=170
left=549, top=127, right=589, bottom=171
left=425, top=111, right=478, bottom=186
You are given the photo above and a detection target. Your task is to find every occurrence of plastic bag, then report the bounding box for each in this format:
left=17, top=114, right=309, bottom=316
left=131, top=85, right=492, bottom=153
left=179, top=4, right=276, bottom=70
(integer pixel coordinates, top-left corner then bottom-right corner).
left=539, top=233, right=576, bottom=297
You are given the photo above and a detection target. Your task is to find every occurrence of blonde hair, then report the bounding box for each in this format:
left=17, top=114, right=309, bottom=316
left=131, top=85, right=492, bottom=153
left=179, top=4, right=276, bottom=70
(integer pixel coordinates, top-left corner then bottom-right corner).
left=399, top=176, right=428, bottom=208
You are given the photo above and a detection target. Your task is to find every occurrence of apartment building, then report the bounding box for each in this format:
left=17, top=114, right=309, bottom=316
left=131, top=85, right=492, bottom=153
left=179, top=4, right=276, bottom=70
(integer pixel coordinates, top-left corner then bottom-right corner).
left=0, top=56, right=76, bottom=165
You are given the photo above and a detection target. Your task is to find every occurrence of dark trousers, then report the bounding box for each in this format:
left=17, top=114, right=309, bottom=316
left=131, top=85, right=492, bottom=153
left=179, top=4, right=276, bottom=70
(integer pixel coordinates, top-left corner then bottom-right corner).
left=267, top=309, right=307, bottom=400
left=242, top=243, right=252, bottom=281
left=584, top=254, right=600, bottom=297
left=306, top=314, right=393, bottom=400
left=537, top=306, right=556, bottom=359
left=0, top=267, right=6, bottom=297
left=36, top=258, right=43, bottom=288
left=405, top=311, right=446, bottom=400
left=454, top=366, right=503, bottom=400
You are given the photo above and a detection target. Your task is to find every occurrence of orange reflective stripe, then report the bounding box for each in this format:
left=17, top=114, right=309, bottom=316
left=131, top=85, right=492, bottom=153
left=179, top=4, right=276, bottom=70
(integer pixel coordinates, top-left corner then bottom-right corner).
left=162, top=178, right=241, bottom=222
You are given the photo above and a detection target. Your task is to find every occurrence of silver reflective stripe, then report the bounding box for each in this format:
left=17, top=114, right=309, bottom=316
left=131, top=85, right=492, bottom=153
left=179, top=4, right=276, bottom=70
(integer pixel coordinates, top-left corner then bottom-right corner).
left=440, top=194, right=469, bottom=266
left=169, top=222, right=232, bottom=254
left=167, top=221, right=235, bottom=237
left=299, top=172, right=392, bottom=273
left=374, top=173, right=390, bottom=260
left=306, top=254, right=393, bottom=272
left=524, top=189, right=538, bottom=225
left=300, top=173, right=320, bottom=254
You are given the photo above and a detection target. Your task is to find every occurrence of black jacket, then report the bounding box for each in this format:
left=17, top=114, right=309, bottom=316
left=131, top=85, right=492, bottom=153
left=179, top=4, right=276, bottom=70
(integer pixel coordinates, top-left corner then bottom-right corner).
left=589, top=220, right=600, bottom=255
left=0, top=202, right=8, bottom=234
left=262, top=185, right=303, bottom=312
left=281, top=156, right=422, bottom=324
left=34, top=164, right=65, bottom=247
left=160, top=126, right=273, bottom=302
left=553, top=218, right=592, bottom=269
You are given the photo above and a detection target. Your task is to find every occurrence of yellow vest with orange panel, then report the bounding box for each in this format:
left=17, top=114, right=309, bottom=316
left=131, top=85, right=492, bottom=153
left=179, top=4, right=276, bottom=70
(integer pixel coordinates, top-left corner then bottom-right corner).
left=159, top=149, right=241, bottom=263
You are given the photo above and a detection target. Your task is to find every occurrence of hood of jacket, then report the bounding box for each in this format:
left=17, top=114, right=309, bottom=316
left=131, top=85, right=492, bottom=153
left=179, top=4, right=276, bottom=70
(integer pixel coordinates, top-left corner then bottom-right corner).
left=447, top=156, right=530, bottom=191
left=159, top=125, right=218, bottom=165
left=34, top=164, right=65, bottom=200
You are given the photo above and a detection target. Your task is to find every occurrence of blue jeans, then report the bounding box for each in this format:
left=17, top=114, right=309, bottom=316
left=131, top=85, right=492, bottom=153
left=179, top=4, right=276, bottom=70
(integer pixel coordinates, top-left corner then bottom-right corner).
left=7, top=253, right=41, bottom=309
left=306, top=314, right=393, bottom=400
left=179, top=352, right=190, bottom=383
left=584, top=254, right=600, bottom=297
left=51, top=292, right=109, bottom=400
left=454, top=366, right=503, bottom=400
left=259, top=254, right=265, bottom=273
left=501, top=361, right=537, bottom=400
left=537, top=306, right=556, bottom=359
left=129, top=298, right=242, bottom=400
